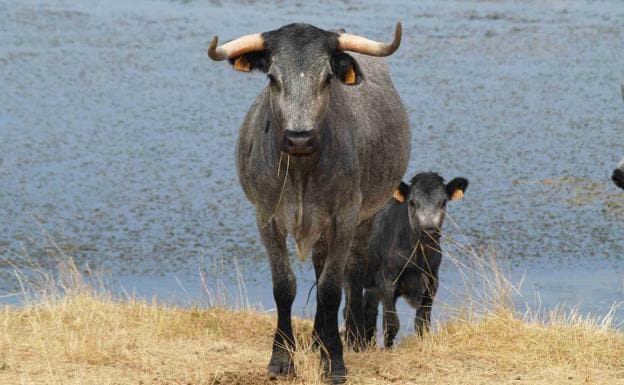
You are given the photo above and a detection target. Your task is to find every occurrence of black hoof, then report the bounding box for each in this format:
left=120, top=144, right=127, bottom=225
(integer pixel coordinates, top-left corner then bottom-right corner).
left=328, top=366, right=347, bottom=384
left=267, top=356, right=295, bottom=379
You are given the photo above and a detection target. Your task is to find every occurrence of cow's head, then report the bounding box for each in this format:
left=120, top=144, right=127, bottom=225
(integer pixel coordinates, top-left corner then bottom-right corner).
left=394, top=172, right=469, bottom=242
left=208, top=23, right=401, bottom=156
left=612, top=159, right=624, bottom=190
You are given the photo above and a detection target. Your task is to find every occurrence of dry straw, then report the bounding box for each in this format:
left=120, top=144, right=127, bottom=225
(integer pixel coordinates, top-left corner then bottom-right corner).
left=1, top=222, right=623, bottom=384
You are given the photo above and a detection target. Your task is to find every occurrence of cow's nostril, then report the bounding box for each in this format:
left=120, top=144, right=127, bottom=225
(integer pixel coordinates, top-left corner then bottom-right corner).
left=285, top=130, right=312, bottom=139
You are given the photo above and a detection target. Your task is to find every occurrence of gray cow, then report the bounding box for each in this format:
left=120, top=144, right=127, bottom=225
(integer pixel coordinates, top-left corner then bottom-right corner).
left=361, top=172, right=468, bottom=348
left=612, top=159, right=624, bottom=189
left=207, top=23, right=410, bottom=383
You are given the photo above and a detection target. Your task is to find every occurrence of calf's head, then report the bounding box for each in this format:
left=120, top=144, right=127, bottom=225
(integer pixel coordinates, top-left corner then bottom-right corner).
left=207, top=23, right=401, bottom=155
left=612, top=159, right=624, bottom=190
left=394, top=172, right=469, bottom=241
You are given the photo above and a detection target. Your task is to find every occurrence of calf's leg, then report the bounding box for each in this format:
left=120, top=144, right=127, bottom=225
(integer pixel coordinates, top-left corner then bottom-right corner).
left=382, top=288, right=400, bottom=348
left=415, top=276, right=438, bottom=336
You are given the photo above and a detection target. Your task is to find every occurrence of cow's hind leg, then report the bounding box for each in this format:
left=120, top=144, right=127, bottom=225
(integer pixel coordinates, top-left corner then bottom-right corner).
left=315, top=215, right=358, bottom=384
left=258, top=217, right=297, bottom=378
left=343, top=217, right=374, bottom=351
left=363, top=288, right=380, bottom=346
left=311, top=237, right=327, bottom=350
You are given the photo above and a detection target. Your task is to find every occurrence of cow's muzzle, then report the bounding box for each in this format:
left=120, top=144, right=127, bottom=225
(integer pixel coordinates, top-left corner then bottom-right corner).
left=282, top=130, right=317, bottom=156
left=612, top=168, right=624, bottom=189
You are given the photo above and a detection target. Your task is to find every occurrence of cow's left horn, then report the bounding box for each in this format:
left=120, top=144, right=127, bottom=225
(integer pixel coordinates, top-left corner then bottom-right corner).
left=337, top=22, right=402, bottom=57
left=208, top=33, right=265, bottom=61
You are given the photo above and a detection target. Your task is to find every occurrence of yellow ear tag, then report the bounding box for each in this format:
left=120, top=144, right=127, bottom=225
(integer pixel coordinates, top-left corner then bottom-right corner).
left=451, top=189, right=464, bottom=201
left=393, top=189, right=405, bottom=203
left=234, top=56, right=251, bottom=72
left=344, top=65, right=357, bottom=85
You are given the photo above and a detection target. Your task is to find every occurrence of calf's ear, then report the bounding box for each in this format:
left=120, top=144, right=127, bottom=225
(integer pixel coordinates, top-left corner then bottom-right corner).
left=393, top=181, right=410, bottom=203
left=332, top=52, right=364, bottom=85
left=228, top=51, right=269, bottom=73
left=446, top=177, right=469, bottom=201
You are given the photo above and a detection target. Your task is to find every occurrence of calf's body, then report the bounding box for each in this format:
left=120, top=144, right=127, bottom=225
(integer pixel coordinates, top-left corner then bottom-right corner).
left=361, top=172, right=468, bottom=347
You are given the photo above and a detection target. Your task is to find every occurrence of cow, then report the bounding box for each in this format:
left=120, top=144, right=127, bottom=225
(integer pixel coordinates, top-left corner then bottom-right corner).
left=360, top=172, right=468, bottom=348
left=612, top=159, right=624, bottom=189
left=207, top=23, right=410, bottom=383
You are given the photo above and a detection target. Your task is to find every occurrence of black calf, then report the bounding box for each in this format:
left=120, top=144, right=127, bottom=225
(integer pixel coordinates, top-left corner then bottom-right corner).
left=362, top=172, right=469, bottom=347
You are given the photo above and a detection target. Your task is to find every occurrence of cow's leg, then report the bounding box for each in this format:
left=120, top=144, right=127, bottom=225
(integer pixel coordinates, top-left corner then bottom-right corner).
left=311, top=237, right=327, bottom=349
left=415, top=277, right=438, bottom=336
left=258, top=217, right=296, bottom=378
left=316, top=217, right=357, bottom=384
left=382, top=288, right=399, bottom=348
left=343, top=272, right=365, bottom=350
left=343, top=218, right=374, bottom=351
left=363, top=288, right=380, bottom=345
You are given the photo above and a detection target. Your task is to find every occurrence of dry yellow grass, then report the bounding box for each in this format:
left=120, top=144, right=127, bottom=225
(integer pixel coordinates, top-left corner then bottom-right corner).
left=1, top=290, right=623, bottom=385
left=2, top=244, right=623, bottom=385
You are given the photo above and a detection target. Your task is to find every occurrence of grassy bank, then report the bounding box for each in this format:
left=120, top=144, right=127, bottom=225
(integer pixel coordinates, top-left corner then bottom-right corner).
left=1, top=289, right=623, bottom=385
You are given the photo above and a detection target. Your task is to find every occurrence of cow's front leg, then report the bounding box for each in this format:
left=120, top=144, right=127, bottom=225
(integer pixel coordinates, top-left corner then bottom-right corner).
left=316, top=216, right=357, bottom=384
left=258, top=217, right=296, bottom=378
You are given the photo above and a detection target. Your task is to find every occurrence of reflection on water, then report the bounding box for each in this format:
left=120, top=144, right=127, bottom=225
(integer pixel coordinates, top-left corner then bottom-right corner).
left=1, top=0, right=623, bottom=328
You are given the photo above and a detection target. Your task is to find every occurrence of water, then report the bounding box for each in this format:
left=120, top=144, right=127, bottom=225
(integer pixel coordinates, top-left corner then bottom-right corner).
left=1, top=0, right=624, bottom=333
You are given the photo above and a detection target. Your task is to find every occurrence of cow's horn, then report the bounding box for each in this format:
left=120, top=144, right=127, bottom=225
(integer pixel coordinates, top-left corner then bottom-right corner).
left=337, top=22, right=402, bottom=57
left=208, top=33, right=265, bottom=61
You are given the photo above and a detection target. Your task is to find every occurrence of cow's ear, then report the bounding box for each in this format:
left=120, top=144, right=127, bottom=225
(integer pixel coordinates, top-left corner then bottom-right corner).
left=228, top=51, right=269, bottom=73
left=393, top=181, right=410, bottom=203
left=446, top=177, right=469, bottom=201
left=332, top=52, right=363, bottom=85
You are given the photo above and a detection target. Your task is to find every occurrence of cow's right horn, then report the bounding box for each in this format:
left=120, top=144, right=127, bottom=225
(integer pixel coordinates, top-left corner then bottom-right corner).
left=208, top=33, right=265, bottom=61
